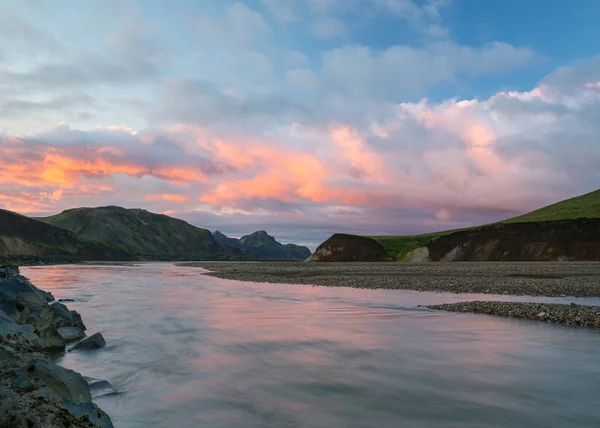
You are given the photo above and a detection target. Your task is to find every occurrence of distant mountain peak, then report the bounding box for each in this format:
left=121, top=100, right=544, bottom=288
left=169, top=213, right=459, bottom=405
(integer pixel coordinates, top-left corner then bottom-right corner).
left=213, top=230, right=310, bottom=261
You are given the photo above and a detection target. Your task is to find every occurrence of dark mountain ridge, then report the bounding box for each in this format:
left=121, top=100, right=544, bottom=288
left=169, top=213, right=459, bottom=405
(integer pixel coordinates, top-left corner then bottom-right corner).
left=0, top=205, right=308, bottom=263
left=37, top=206, right=240, bottom=261
left=213, top=230, right=311, bottom=261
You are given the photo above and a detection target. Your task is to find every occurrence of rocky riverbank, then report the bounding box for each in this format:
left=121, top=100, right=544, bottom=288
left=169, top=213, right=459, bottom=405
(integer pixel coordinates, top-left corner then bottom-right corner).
left=0, top=255, right=80, bottom=267
left=0, top=264, right=112, bottom=427
left=182, top=261, right=600, bottom=297
left=427, top=301, right=600, bottom=327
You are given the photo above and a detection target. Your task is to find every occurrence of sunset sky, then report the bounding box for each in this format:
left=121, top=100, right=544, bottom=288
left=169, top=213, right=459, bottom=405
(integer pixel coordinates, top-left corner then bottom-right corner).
left=2, top=0, right=600, bottom=246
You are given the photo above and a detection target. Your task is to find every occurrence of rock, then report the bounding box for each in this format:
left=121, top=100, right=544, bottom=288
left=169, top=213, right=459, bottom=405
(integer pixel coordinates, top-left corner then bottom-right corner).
left=71, top=332, right=106, bottom=351
left=58, top=298, right=75, bottom=302
left=64, top=401, right=115, bottom=428
left=36, top=325, right=67, bottom=350
left=30, top=303, right=85, bottom=350
left=57, top=326, right=86, bottom=342
left=537, top=312, right=547, bottom=318
left=0, top=275, right=54, bottom=321
left=34, top=358, right=92, bottom=403
left=0, top=312, right=39, bottom=342
left=41, top=302, right=86, bottom=330
left=16, top=276, right=54, bottom=310
left=0, top=274, right=113, bottom=426
left=308, top=234, right=394, bottom=262
left=0, top=263, right=19, bottom=279
left=86, top=377, right=116, bottom=398
left=0, top=277, right=20, bottom=317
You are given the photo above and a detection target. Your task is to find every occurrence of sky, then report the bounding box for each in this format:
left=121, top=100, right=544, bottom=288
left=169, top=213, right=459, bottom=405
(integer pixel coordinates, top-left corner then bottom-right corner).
left=1, top=0, right=600, bottom=247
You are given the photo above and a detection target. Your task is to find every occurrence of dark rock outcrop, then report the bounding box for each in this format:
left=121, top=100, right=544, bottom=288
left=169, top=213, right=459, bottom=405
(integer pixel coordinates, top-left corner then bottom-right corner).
left=0, top=264, right=113, bottom=427
left=0, top=334, right=113, bottom=428
left=71, top=333, right=106, bottom=351
left=0, top=273, right=86, bottom=350
left=308, top=234, right=394, bottom=262
left=407, top=218, right=600, bottom=262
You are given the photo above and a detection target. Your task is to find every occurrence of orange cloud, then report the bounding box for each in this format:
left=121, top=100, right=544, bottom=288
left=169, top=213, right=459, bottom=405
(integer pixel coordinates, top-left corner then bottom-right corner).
left=146, top=194, right=191, bottom=203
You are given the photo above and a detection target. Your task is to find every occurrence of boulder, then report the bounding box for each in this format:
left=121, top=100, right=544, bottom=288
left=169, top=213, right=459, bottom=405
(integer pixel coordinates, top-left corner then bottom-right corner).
left=86, top=377, right=116, bottom=398
left=308, top=234, right=394, bottom=262
left=34, top=358, right=92, bottom=403
left=0, top=275, right=54, bottom=321
left=28, top=303, right=85, bottom=350
left=64, top=401, right=115, bottom=428
left=16, top=276, right=54, bottom=310
left=71, top=332, right=106, bottom=351
left=38, top=302, right=86, bottom=331
left=0, top=313, right=39, bottom=342
left=57, top=326, right=86, bottom=342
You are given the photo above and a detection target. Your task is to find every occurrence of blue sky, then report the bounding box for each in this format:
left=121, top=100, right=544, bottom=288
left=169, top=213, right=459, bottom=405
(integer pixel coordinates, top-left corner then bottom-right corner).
left=1, top=0, right=600, bottom=246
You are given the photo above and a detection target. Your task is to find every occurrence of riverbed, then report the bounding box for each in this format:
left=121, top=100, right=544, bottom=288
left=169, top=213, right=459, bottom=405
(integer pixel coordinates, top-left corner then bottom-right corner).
left=23, top=263, right=600, bottom=428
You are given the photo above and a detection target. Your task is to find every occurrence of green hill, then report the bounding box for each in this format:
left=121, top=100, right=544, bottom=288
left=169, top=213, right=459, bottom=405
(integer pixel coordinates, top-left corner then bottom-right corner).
left=501, top=189, right=600, bottom=223
left=38, top=206, right=240, bottom=260
left=0, top=208, right=130, bottom=262
left=371, top=189, right=600, bottom=260
left=213, top=230, right=311, bottom=261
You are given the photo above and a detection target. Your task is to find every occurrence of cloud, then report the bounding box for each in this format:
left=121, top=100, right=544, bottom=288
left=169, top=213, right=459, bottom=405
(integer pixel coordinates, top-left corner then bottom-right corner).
left=2, top=1, right=599, bottom=246
left=319, top=42, right=537, bottom=100
left=260, top=0, right=452, bottom=39
left=192, top=2, right=271, bottom=44
left=3, top=60, right=600, bottom=241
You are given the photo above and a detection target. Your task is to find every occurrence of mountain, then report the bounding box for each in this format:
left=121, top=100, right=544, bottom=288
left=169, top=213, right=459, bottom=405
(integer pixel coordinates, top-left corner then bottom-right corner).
left=38, top=206, right=241, bottom=261
left=369, top=189, right=600, bottom=261
left=0, top=209, right=130, bottom=262
left=213, top=230, right=311, bottom=261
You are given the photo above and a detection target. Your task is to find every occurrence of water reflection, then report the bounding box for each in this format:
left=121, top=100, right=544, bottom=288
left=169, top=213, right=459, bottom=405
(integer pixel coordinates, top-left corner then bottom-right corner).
left=23, top=264, right=600, bottom=428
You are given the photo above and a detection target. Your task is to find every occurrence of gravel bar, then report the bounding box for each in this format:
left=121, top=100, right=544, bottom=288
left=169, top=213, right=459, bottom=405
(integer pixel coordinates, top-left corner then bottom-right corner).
left=180, top=261, right=600, bottom=297
left=427, top=301, right=600, bottom=327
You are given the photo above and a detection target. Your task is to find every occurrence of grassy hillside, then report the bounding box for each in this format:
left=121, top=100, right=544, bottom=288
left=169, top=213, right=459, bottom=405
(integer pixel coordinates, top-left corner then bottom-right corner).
left=371, top=189, right=600, bottom=260
left=501, top=189, right=600, bottom=224
left=38, top=206, right=239, bottom=260
left=0, top=208, right=129, bottom=261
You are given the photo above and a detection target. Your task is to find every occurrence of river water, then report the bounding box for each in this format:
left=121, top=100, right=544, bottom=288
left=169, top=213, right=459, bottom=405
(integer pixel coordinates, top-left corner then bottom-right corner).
left=22, top=263, right=600, bottom=428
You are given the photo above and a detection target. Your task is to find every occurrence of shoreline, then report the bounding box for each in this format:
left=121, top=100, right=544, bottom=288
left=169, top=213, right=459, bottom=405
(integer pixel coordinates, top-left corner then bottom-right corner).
left=0, top=264, right=113, bottom=427
left=181, top=261, right=600, bottom=298
left=427, top=301, right=600, bottom=328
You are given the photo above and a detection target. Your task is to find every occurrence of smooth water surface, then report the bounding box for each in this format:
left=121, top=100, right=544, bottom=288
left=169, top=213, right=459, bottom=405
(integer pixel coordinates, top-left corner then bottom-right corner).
left=23, top=264, right=600, bottom=428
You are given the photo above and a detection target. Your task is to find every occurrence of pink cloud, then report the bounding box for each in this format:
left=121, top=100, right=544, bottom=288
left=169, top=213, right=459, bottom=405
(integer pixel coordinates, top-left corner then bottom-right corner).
left=1, top=78, right=598, bottom=238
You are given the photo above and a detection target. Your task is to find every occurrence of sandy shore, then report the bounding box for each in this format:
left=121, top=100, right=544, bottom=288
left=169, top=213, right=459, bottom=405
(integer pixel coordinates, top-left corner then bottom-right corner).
left=180, top=261, right=600, bottom=297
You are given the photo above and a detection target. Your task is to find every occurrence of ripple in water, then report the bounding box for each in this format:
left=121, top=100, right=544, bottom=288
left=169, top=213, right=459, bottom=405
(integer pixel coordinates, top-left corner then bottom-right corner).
left=23, top=264, right=600, bottom=428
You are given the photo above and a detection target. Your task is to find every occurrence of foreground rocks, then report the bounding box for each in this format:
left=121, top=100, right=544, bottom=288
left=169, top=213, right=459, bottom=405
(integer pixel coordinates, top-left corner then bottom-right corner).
left=0, top=264, right=113, bottom=427
left=185, top=261, right=600, bottom=297
left=427, top=301, right=600, bottom=327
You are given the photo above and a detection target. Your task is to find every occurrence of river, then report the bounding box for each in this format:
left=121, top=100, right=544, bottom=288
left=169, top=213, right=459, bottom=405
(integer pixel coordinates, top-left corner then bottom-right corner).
left=22, top=263, right=600, bottom=428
